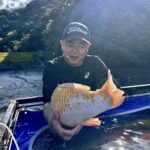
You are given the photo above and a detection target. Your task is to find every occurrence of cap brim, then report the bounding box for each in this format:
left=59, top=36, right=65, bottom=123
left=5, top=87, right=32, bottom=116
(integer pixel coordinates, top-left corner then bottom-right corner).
left=64, top=36, right=90, bottom=44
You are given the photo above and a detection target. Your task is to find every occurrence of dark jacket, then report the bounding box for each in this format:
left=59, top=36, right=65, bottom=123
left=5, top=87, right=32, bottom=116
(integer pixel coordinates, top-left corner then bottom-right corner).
left=42, top=55, right=108, bottom=102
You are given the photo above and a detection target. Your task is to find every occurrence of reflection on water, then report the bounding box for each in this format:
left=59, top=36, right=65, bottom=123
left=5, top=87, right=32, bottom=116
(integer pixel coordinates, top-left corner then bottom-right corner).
left=0, top=69, right=42, bottom=120
left=30, top=110, right=150, bottom=150
left=100, top=129, right=150, bottom=150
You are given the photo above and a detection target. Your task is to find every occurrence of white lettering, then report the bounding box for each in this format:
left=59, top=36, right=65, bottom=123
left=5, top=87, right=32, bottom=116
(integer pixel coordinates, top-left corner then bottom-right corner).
left=67, top=26, right=88, bottom=35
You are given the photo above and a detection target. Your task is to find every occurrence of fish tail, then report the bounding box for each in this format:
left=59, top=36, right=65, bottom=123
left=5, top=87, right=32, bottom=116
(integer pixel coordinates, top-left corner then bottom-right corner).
left=81, top=118, right=101, bottom=126
left=102, top=69, right=124, bottom=108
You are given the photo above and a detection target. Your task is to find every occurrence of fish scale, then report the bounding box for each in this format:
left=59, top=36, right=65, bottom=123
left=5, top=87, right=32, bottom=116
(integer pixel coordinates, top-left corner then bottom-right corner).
left=50, top=70, right=124, bottom=127
left=60, top=93, right=112, bottom=126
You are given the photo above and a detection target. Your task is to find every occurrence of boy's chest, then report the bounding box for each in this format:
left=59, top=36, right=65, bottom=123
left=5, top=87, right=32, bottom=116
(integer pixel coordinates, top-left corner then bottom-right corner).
left=57, top=67, right=95, bottom=85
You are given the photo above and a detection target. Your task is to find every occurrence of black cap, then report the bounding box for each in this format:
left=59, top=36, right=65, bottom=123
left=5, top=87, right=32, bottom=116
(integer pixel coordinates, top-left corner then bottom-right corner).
left=62, top=22, right=90, bottom=44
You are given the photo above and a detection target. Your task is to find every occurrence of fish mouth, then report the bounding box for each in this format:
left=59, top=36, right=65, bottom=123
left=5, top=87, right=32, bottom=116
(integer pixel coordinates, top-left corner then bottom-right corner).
left=61, top=122, right=75, bottom=129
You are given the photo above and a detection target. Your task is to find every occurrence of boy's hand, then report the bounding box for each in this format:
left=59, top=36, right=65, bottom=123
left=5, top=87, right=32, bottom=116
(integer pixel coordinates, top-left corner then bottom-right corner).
left=43, top=103, right=82, bottom=140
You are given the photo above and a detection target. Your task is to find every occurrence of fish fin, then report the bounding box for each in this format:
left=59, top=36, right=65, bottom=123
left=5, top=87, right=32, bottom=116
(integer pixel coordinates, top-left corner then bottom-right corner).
left=74, top=83, right=90, bottom=91
left=81, top=118, right=101, bottom=126
left=102, top=69, right=124, bottom=108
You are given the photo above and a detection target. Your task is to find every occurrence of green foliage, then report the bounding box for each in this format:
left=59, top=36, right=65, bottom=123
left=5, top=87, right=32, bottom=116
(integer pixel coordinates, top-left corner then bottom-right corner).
left=0, top=37, right=3, bottom=42
left=11, top=34, right=30, bottom=51
left=43, top=0, right=75, bottom=59
left=0, top=52, right=39, bottom=63
left=7, top=30, right=17, bottom=37
left=0, top=0, right=75, bottom=60
left=12, top=40, right=20, bottom=51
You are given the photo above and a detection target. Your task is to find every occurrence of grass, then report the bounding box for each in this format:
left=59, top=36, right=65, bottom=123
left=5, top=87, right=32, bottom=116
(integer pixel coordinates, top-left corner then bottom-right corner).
left=0, top=52, right=40, bottom=63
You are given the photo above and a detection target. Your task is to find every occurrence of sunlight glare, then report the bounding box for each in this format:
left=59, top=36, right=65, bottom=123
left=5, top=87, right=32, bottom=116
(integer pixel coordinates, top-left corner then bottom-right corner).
left=0, top=0, right=33, bottom=11
left=132, top=136, right=139, bottom=142
left=116, top=139, right=123, bottom=145
left=119, top=147, right=125, bottom=150
left=108, top=147, right=115, bottom=150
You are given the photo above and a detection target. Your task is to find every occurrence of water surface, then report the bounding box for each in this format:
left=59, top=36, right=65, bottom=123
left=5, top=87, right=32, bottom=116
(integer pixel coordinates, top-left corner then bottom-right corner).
left=32, top=111, right=150, bottom=150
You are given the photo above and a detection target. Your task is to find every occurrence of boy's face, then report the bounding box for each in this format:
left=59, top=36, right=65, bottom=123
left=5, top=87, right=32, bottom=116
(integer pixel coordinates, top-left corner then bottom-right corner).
left=60, top=39, right=91, bottom=67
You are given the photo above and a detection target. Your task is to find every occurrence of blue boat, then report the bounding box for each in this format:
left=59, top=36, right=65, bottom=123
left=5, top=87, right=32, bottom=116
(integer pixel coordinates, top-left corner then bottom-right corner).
left=0, top=84, right=150, bottom=150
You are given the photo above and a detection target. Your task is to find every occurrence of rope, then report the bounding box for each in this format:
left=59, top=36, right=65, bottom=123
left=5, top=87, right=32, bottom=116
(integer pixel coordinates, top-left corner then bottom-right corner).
left=0, top=123, right=20, bottom=150
left=120, top=83, right=150, bottom=89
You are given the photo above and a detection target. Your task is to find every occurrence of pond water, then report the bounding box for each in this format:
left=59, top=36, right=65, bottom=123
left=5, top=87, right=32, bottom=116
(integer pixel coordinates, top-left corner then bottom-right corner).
left=32, top=120, right=150, bottom=150
left=12, top=109, right=150, bottom=150
left=0, top=69, right=43, bottom=120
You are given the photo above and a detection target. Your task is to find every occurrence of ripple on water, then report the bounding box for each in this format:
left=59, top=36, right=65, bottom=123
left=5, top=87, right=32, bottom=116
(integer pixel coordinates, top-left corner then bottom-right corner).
left=0, top=70, right=43, bottom=109
left=30, top=115, right=150, bottom=150
left=0, top=70, right=42, bottom=121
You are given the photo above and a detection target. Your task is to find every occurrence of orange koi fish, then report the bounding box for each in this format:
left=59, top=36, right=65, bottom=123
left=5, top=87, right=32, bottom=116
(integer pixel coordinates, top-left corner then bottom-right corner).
left=50, top=70, right=124, bottom=127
